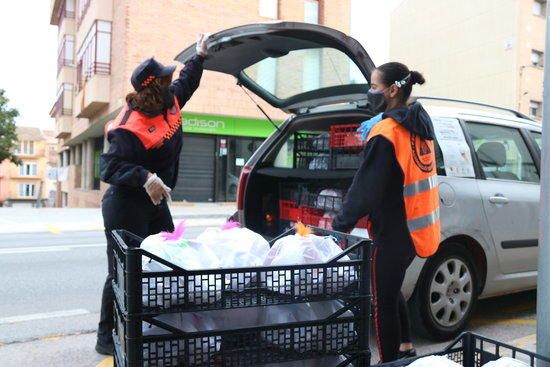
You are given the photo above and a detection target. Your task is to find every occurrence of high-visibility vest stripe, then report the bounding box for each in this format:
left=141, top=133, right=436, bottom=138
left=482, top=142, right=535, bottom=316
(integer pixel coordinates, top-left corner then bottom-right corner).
left=403, top=175, right=438, bottom=198
left=408, top=208, right=440, bottom=232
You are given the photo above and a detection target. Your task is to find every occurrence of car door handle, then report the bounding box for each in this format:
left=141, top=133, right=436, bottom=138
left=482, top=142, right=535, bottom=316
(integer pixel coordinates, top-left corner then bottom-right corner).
left=489, top=195, right=509, bottom=204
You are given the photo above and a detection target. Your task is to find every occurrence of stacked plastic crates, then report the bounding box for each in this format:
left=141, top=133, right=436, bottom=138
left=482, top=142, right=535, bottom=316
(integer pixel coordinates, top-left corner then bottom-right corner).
left=329, top=124, right=365, bottom=170
left=279, top=187, right=369, bottom=230
left=111, top=227, right=373, bottom=366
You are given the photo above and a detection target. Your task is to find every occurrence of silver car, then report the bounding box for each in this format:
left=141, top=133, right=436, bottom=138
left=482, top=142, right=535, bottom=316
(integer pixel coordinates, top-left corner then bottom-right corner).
left=177, top=22, right=541, bottom=340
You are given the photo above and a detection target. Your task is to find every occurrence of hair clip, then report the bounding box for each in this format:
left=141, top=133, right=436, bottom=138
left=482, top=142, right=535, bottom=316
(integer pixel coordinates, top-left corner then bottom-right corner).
left=395, top=74, right=411, bottom=88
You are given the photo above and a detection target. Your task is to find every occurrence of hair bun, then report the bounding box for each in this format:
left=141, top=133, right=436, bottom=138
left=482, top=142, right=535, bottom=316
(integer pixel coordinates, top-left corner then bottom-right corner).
left=410, top=71, right=426, bottom=85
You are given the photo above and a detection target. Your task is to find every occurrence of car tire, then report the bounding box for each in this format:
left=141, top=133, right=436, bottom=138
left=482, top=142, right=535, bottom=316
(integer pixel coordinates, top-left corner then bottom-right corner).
left=410, top=244, right=479, bottom=341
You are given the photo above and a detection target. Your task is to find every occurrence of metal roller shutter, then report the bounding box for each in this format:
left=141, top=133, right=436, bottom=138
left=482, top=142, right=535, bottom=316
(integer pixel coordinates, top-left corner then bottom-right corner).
left=172, top=135, right=215, bottom=202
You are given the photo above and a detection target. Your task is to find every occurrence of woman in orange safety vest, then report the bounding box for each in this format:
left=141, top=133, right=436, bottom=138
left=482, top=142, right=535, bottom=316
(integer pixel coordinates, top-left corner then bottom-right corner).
left=333, top=62, right=440, bottom=363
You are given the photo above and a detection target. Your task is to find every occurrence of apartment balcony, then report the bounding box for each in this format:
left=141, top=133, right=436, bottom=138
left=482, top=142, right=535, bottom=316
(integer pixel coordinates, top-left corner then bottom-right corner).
left=50, top=84, right=74, bottom=138
left=75, top=71, right=110, bottom=118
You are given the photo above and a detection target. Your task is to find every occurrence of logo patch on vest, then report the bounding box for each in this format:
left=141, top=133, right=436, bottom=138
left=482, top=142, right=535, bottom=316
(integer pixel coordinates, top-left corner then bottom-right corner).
left=148, top=126, right=156, bottom=133
left=411, top=134, right=434, bottom=173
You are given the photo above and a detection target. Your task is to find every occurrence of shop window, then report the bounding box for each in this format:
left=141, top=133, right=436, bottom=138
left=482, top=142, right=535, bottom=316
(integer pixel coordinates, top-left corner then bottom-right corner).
left=530, top=100, right=542, bottom=118
left=534, top=0, right=547, bottom=17
left=531, top=49, right=544, bottom=67
left=259, top=0, right=278, bottom=18
left=19, top=183, right=36, bottom=198
left=93, top=137, right=104, bottom=190
left=19, top=162, right=38, bottom=177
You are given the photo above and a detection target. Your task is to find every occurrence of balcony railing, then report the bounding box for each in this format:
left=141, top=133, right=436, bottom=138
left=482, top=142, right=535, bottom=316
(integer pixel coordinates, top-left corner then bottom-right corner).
left=54, top=0, right=75, bottom=26
left=77, top=0, right=91, bottom=28
left=76, top=20, right=111, bottom=90
left=57, top=35, right=75, bottom=75
left=51, top=84, right=74, bottom=117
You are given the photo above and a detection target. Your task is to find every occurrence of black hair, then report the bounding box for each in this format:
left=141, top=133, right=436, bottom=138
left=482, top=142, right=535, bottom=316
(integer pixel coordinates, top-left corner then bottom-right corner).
left=376, top=62, right=425, bottom=101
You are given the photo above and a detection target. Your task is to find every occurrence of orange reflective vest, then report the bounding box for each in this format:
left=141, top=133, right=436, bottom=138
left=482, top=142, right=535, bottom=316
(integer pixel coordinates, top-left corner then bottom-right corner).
left=104, top=97, right=182, bottom=150
left=367, top=117, right=441, bottom=257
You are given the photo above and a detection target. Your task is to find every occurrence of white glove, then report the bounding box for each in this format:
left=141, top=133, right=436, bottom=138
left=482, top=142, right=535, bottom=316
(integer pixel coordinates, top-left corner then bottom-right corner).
left=196, top=33, right=211, bottom=57
left=144, top=173, right=172, bottom=205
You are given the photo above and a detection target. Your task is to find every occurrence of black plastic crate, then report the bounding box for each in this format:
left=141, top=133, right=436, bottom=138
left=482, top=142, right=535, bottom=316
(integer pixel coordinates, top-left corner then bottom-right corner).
left=293, top=132, right=331, bottom=170
left=112, top=227, right=372, bottom=367
left=377, top=332, right=550, bottom=367
left=294, top=132, right=330, bottom=153
left=112, top=228, right=371, bottom=317
left=114, top=298, right=370, bottom=367
left=299, top=190, right=344, bottom=212
left=330, top=152, right=362, bottom=170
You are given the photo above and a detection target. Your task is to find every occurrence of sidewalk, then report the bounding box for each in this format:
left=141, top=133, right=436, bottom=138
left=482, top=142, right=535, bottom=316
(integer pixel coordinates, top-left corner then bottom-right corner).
left=0, top=203, right=236, bottom=234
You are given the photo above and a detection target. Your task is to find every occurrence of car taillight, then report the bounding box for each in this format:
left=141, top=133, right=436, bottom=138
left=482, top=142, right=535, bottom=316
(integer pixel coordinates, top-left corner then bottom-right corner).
left=237, top=165, right=252, bottom=210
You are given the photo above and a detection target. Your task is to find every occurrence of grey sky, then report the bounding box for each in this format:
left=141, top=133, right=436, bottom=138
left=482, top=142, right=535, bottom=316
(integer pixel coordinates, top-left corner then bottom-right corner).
left=0, top=0, right=401, bottom=130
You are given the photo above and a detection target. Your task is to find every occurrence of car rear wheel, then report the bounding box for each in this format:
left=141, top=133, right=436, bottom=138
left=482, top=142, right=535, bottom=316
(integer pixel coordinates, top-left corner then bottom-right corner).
left=411, top=244, right=478, bottom=340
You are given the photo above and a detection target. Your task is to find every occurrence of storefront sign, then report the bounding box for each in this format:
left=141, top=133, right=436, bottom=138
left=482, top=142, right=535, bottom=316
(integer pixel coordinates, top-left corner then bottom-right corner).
left=182, top=112, right=281, bottom=138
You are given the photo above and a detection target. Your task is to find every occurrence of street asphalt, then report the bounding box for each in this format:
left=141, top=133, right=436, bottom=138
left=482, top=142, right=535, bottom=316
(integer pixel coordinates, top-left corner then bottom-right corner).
left=0, top=228, right=539, bottom=366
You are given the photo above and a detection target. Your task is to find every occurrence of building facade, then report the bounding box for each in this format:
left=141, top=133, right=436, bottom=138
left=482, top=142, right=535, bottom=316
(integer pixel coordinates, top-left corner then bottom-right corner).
left=0, top=128, right=58, bottom=207
left=49, top=0, right=351, bottom=207
left=390, top=0, right=546, bottom=120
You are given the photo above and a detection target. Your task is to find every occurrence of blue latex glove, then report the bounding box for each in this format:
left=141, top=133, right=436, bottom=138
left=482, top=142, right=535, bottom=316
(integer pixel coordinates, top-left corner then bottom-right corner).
left=357, top=113, right=383, bottom=140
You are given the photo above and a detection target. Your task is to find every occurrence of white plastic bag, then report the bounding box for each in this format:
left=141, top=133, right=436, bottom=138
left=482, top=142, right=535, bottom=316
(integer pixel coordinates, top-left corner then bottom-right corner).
left=196, top=224, right=270, bottom=290
left=316, top=189, right=343, bottom=211
left=141, top=222, right=223, bottom=306
left=319, top=211, right=337, bottom=229
left=196, top=224, right=270, bottom=269
left=308, top=154, right=329, bottom=170
left=263, top=228, right=355, bottom=296
left=263, top=355, right=347, bottom=367
left=262, top=301, right=354, bottom=352
left=407, top=355, right=462, bottom=367
left=482, top=357, right=530, bottom=367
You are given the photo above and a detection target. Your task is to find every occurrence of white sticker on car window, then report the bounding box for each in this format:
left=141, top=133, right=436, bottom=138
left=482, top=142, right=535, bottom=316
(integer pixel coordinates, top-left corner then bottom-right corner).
left=432, top=117, right=475, bottom=178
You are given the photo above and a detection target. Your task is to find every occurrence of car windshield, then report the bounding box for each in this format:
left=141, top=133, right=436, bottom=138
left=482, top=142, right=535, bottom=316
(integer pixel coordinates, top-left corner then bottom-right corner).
left=243, top=47, right=368, bottom=100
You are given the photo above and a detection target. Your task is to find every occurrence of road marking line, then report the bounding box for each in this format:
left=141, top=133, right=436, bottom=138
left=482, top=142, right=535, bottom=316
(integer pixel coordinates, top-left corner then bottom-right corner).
left=0, top=309, right=90, bottom=325
left=0, top=243, right=105, bottom=255
left=96, top=356, right=113, bottom=367
left=45, top=225, right=62, bottom=234
left=510, top=333, right=537, bottom=349
left=470, top=318, right=536, bottom=326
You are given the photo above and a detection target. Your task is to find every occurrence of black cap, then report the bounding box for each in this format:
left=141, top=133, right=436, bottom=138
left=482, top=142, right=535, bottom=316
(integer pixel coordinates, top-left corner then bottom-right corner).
left=131, top=58, right=176, bottom=92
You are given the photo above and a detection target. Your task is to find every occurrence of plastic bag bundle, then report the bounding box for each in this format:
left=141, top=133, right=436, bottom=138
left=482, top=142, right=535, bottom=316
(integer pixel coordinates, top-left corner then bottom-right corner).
left=196, top=224, right=270, bottom=291
left=141, top=222, right=223, bottom=306
left=407, top=355, right=462, bottom=367
left=315, top=189, right=343, bottom=211
left=262, top=301, right=354, bottom=352
left=263, top=223, right=355, bottom=296
left=318, top=211, right=337, bottom=230
left=308, top=154, right=329, bottom=170
left=482, top=357, right=530, bottom=367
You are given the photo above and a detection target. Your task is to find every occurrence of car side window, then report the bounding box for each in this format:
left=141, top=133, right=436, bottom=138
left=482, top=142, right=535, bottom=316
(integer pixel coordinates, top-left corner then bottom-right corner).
left=530, top=131, right=542, bottom=151
left=466, top=122, right=539, bottom=183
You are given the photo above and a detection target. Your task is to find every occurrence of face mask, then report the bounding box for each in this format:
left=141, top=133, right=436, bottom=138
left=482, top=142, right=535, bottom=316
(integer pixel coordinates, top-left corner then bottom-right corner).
left=367, top=88, right=387, bottom=113
left=161, top=86, right=174, bottom=109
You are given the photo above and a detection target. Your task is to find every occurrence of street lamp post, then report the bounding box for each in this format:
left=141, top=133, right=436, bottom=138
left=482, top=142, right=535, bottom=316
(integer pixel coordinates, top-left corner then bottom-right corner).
left=537, top=6, right=550, bottom=365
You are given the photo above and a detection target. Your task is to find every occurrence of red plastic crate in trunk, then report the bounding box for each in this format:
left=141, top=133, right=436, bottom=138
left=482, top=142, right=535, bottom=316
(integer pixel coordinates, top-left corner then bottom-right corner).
left=279, top=200, right=301, bottom=221
left=330, top=124, right=366, bottom=149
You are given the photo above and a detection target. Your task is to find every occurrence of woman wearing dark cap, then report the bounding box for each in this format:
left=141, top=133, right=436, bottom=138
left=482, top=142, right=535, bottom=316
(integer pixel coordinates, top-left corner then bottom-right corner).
left=332, top=62, right=440, bottom=363
left=95, top=34, right=210, bottom=355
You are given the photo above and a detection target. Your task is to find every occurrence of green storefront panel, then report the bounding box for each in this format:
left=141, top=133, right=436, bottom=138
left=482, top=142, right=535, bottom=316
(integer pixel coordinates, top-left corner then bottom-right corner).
left=181, top=112, right=281, bottom=138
